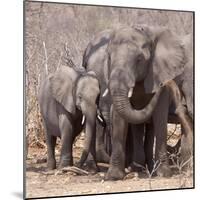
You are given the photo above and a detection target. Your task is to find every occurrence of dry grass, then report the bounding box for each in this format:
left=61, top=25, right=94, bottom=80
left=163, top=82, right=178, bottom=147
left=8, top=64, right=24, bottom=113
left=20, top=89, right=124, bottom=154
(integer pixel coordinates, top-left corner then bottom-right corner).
left=25, top=2, right=193, bottom=146
left=26, top=131, right=193, bottom=198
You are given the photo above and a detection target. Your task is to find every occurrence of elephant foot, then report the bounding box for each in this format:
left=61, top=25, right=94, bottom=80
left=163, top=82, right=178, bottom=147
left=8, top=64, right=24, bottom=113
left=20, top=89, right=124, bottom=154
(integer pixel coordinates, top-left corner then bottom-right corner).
left=180, top=136, right=193, bottom=166
left=96, top=150, right=110, bottom=163
left=58, top=158, right=72, bottom=169
left=75, top=160, right=99, bottom=174
left=128, top=161, right=145, bottom=172
left=47, top=159, right=56, bottom=170
left=105, top=166, right=125, bottom=181
left=85, top=160, right=99, bottom=174
left=156, top=164, right=172, bottom=177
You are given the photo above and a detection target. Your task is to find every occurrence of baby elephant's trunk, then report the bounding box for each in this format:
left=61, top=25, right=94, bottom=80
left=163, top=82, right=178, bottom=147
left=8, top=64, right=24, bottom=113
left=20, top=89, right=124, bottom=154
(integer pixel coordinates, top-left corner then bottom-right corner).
left=77, top=109, right=97, bottom=168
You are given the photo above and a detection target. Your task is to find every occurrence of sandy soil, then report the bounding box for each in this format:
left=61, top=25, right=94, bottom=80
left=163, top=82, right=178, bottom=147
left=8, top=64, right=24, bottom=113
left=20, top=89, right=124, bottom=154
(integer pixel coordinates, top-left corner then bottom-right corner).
left=26, top=125, right=193, bottom=199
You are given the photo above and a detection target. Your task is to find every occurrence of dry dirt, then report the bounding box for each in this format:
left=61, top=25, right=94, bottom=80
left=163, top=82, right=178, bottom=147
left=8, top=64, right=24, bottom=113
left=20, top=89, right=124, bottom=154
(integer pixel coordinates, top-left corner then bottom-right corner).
left=26, top=124, right=193, bottom=199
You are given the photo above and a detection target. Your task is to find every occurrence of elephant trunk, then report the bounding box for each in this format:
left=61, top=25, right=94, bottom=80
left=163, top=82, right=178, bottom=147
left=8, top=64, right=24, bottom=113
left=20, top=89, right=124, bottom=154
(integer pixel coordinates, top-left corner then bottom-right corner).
left=78, top=109, right=96, bottom=167
left=110, top=77, right=163, bottom=124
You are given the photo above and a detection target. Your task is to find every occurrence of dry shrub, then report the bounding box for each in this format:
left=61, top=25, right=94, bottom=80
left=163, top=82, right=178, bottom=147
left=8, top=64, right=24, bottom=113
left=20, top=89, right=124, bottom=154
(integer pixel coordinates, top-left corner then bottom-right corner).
left=25, top=2, right=193, bottom=152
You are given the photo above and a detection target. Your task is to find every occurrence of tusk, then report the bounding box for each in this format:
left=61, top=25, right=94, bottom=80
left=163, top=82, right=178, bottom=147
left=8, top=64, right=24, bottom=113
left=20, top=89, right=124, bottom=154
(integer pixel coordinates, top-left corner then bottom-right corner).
left=128, top=88, right=133, bottom=98
left=97, top=114, right=104, bottom=123
left=81, top=115, right=86, bottom=125
left=102, top=88, right=109, bottom=97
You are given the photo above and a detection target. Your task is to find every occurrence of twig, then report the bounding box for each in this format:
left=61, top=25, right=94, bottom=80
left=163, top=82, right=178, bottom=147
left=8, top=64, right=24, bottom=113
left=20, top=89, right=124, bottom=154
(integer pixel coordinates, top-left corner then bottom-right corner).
left=61, top=166, right=89, bottom=175
left=56, top=51, right=63, bottom=70
left=43, top=41, right=48, bottom=75
left=63, top=43, right=76, bottom=68
left=181, top=156, right=193, bottom=168
left=167, top=124, right=178, bottom=141
left=146, top=160, right=160, bottom=190
left=170, top=154, right=193, bottom=187
left=39, top=50, right=55, bottom=66
left=133, top=160, right=160, bottom=190
left=29, top=137, right=46, bottom=149
left=26, top=44, right=38, bottom=66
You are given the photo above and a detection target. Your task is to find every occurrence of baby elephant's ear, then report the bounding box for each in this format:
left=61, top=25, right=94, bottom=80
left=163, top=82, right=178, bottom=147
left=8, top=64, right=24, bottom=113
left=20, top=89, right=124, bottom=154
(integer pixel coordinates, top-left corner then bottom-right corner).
left=144, top=29, right=186, bottom=93
left=49, top=66, right=77, bottom=115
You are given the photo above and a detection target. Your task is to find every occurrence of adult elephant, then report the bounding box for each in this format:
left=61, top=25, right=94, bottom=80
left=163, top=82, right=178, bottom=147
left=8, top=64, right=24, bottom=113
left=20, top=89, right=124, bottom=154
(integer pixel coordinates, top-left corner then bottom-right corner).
left=83, top=26, right=186, bottom=180
left=166, top=33, right=194, bottom=161
left=83, top=29, right=113, bottom=163
left=179, top=33, right=193, bottom=119
left=142, top=27, right=193, bottom=118
left=127, top=31, right=193, bottom=173
left=127, top=79, right=193, bottom=174
left=38, top=65, right=102, bottom=170
left=178, top=33, right=193, bottom=160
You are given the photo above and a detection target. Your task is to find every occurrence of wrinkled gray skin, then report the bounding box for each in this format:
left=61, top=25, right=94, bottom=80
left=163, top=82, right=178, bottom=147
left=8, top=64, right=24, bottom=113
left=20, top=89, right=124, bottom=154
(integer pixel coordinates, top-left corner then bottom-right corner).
left=178, top=34, right=194, bottom=162
left=83, top=26, right=186, bottom=180
left=180, top=33, right=193, bottom=119
left=168, top=33, right=194, bottom=163
left=127, top=34, right=193, bottom=173
left=83, top=30, right=113, bottom=163
left=38, top=65, right=100, bottom=170
left=128, top=79, right=193, bottom=174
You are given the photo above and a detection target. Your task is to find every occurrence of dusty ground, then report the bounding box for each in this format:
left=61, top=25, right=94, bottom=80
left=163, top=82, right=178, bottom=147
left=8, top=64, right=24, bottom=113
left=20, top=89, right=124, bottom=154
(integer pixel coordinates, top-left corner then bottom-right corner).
left=26, top=124, right=193, bottom=199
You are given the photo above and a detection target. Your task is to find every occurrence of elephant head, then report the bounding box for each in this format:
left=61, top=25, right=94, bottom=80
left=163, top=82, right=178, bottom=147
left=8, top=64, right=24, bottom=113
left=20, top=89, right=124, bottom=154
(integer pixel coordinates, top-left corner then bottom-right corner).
left=107, top=26, right=185, bottom=123
left=49, top=66, right=101, bottom=166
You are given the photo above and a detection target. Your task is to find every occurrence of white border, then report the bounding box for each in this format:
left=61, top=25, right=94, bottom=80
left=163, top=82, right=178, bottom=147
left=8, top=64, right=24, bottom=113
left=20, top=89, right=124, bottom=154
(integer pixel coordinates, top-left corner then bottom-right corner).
left=0, top=0, right=199, bottom=200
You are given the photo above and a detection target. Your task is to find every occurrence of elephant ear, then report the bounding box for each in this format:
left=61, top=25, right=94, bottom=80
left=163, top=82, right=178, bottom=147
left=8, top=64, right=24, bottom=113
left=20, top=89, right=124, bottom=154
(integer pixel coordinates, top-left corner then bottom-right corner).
left=144, top=28, right=186, bottom=93
left=49, top=65, right=78, bottom=115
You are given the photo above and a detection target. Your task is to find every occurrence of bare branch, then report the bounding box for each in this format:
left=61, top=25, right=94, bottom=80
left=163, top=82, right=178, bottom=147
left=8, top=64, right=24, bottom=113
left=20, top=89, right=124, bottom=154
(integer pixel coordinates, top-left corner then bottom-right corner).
left=167, top=124, right=178, bottom=141
left=56, top=51, right=63, bottom=70
left=43, top=41, right=48, bottom=75
left=61, top=166, right=89, bottom=176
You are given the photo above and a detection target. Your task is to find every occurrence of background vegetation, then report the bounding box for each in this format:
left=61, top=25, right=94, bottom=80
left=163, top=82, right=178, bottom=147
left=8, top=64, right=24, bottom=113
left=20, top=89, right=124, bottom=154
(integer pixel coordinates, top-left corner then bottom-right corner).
left=25, top=1, right=193, bottom=149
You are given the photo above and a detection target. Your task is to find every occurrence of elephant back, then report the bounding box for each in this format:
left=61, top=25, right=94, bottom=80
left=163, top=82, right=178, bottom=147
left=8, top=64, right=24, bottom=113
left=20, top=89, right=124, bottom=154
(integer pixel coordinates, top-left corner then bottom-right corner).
left=83, top=29, right=113, bottom=86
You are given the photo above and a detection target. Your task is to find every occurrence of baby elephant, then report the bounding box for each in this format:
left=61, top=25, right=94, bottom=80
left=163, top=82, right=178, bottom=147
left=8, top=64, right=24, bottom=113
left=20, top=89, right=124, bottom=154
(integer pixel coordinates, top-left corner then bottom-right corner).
left=38, top=65, right=101, bottom=170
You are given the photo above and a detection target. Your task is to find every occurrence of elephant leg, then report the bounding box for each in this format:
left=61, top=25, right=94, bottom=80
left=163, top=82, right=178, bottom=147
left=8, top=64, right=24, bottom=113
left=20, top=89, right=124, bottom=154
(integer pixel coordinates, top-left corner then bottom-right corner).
left=144, top=122, right=155, bottom=173
left=42, top=120, right=57, bottom=170
left=180, top=126, right=193, bottom=171
left=58, top=114, right=73, bottom=168
left=96, top=120, right=110, bottom=163
left=105, top=109, right=127, bottom=180
left=129, top=124, right=146, bottom=172
left=165, top=80, right=193, bottom=165
left=104, top=110, right=112, bottom=156
left=153, top=89, right=172, bottom=177
left=85, top=154, right=99, bottom=173
left=178, top=114, right=193, bottom=169
left=45, top=131, right=57, bottom=170
left=105, top=127, right=112, bottom=156
left=125, top=124, right=133, bottom=168
left=84, top=130, right=99, bottom=173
